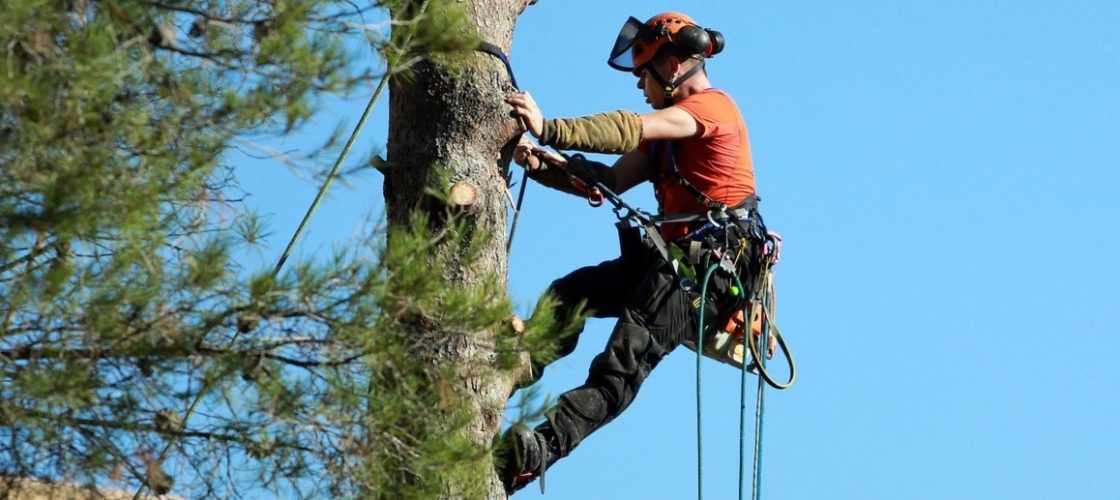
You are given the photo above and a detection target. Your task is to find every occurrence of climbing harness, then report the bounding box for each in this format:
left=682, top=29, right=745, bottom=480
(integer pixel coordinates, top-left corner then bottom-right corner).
left=558, top=149, right=795, bottom=380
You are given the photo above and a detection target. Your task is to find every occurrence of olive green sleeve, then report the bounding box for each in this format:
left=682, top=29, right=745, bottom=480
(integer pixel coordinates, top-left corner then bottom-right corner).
left=526, top=155, right=617, bottom=197
left=539, top=110, right=644, bottom=154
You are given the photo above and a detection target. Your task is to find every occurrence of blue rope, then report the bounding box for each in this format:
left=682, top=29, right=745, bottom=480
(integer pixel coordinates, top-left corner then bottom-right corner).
left=739, top=300, right=752, bottom=499
left=752, top=295, right=769, bottom=500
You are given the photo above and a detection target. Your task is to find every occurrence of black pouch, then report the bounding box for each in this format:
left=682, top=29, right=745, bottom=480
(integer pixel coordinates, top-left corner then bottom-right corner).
left=616, top=218, right=644, bottom=263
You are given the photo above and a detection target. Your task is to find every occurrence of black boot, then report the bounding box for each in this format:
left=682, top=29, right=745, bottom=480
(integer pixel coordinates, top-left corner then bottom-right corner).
left=496, top=427, right=551, bottom=494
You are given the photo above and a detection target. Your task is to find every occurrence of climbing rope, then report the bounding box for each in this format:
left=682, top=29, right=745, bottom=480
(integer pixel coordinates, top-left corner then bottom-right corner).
left=477, top=41, right=532, bottom=254
left=742, top=297, right=759, bottom=500
left=507, top=168, right=530, bottom=253
left=696, top=263, right=746, bottom=500
left=750, top=284, right=770, bottom=500
left=272, top=66, right=391, bottom=276
left=696, top=267, right=749, bottom=500
left=748, top=239, right=795, bottom=391
left=694, top=232, right=794, bottom=500
left=272, top=5, right=447, bottom=275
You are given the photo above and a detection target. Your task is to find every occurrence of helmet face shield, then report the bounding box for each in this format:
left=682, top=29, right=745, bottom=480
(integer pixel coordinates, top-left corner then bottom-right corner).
left=608, top=16, right=647, bottom=72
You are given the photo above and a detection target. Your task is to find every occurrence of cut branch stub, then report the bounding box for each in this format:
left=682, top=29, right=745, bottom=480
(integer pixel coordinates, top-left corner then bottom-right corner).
left=449, top=181, right=478, bottom=207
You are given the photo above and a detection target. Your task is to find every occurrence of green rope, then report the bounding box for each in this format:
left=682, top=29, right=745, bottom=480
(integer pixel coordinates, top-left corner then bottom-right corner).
left=272, top=2, right=436, bottom=276
left=272, top=66, right=391, bottom=276
left=696, top=264, right=718, bottom=500
left=696, top=264, right=746, bottom=500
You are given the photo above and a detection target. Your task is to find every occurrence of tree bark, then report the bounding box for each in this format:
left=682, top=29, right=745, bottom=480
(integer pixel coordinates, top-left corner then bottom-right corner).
left=385, top=1, right=535, bottom=498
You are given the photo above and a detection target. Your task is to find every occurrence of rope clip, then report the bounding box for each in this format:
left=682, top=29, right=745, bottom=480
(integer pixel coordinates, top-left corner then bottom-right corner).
left=586, top=187, right=604, bottom=207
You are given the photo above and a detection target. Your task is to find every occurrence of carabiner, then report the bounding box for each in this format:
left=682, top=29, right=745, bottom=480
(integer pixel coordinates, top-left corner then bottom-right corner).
left=587, top=187, right=605, bottom=207
left=706, top=209, right=722, bottom=228
left=764, top=231, right=783, bottom=265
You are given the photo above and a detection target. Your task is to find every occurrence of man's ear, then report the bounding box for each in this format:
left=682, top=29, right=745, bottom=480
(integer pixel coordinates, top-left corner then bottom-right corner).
left=666, top=56, right=683, bottom=78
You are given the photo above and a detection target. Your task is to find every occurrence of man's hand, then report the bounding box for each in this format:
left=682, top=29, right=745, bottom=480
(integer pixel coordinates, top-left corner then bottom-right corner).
left=529, top=146, right=566, bottom=170
left=512, top=136, right=542, bottom=170
left=506, top=92, right=544, bottom=138
left=513, top=137, right=566, bottom=172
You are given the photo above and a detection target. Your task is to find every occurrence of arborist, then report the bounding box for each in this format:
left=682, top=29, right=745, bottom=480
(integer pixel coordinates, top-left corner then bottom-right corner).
left=498, top=12, right=774, bottom=494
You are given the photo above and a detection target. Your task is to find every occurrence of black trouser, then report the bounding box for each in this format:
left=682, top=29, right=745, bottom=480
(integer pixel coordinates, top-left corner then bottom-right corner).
left=535, top=244, right=732, bottom=460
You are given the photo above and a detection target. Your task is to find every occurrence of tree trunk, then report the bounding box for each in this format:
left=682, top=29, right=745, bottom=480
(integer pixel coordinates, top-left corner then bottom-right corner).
left=385, top=1, right=535, bottom=498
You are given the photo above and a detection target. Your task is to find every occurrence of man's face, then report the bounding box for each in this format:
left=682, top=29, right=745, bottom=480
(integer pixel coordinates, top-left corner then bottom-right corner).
left=636, top=66, right=665, bottom=110
left=635, top=58, right=677, bottom=110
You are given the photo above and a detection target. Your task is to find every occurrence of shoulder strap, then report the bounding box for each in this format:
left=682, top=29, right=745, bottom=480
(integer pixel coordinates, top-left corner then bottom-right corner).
left=652, top=140, right=725, bottom=211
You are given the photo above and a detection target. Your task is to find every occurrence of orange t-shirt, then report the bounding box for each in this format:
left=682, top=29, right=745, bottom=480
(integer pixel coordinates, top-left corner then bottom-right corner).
left=641, top=88, right=755, bottom=241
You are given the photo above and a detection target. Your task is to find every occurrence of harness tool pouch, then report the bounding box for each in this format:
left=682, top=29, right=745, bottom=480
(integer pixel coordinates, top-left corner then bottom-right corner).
left=680, top=204, right=772, bottom=372
left=616, top=218, right=644, bottom=263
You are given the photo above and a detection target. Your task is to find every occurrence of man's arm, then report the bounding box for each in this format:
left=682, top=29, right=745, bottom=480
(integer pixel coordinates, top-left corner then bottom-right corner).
left=512, top=139, right=651, bottom=197
left=609, top=149, right=652, bottom=195
left=639, top=107, right=700, bottom=141
left=507, top=92, right=699, bottom=152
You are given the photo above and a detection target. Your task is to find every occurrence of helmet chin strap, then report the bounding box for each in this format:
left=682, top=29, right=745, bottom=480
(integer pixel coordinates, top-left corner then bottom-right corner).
left=646, top=58, right=706, bottom=106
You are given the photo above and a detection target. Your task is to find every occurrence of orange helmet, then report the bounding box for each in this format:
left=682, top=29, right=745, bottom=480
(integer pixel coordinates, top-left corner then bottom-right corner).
left=608, top=12, right=724, bottom=73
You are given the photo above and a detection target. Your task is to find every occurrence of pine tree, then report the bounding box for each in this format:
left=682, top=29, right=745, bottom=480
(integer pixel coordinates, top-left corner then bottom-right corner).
left=382, top=0, right=549, bottom=496
left=1, top=1, right=545, bottom=498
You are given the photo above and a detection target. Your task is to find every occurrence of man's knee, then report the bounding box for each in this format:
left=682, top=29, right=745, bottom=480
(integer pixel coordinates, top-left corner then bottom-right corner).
left=546, top=278, right=578, bottom=316
left=589, top=322, right=665, bottom=384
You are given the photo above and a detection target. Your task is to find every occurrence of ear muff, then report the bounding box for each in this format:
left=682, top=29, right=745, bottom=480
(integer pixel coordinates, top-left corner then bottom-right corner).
left=674, top=25, right=711, bottom=55
left=674, top=25, right=726, bottom=58
left=706, top=29, right=725, bottom=57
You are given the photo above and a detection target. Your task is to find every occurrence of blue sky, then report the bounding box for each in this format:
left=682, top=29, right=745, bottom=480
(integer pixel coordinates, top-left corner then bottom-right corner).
left=240, top=1, right=1120, bottom=498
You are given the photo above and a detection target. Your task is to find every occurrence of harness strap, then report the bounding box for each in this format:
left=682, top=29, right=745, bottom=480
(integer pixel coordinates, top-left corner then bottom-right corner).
left=642, top=217, right=673, bottom=264
left=653, top=199, right=757, bottom=226
left=646, top=58, right=707, bottom=105
left=651, top=140, right=730, bottom=212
